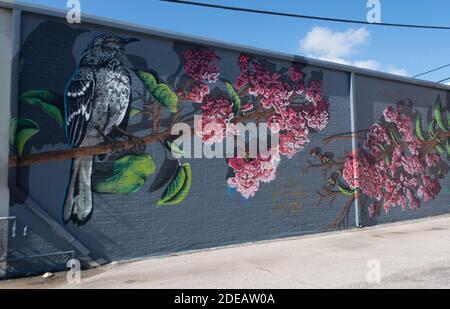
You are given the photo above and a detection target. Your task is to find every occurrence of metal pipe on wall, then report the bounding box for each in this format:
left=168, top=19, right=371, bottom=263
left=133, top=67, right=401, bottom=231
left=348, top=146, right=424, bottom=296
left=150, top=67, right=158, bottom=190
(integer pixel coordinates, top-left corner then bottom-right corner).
left=350, top=72, right=362, bottom=228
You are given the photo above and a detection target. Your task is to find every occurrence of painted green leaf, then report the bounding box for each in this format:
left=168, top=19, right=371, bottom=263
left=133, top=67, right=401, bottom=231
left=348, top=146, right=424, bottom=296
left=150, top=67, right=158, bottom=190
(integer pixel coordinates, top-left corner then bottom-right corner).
left=224, top=80, right=241, bottom=116
left=135, top=70, right=178, bottom=113
left=158, top=164, right=192, bottom=206
left=384, top=153, right=392, bottom=166
left=129, top=107, right=143, bottom=117
left=9, top=118, right=18, bottom=147
left=337, top=183, right=355, bottom=197
left=20, top=90, right=63, bottom=127
left=389, top=128, right=400, bottom=145
left=436, top=144, right=445, bottom=155
left=135, top=70, right=158, bottom=93
left=157, top=164, right=186, bottom=205
left=94, top=154, right=156, bottom=194
left=16, top=129, right=39, bottom=156
left=162, top=164, right=192, bottom=205
left=434, top=96, right=448, bottom=132
left=415, top=115, right=426, bottom=142
left=165, top=140, right=187, bottom=157
left=153, top=84, right=178, bottom=113
left=9, top=118, right=40, bottom=156
left=148, top=158, right=179, bottom=194
left=429, top=120, right=437, bottom=139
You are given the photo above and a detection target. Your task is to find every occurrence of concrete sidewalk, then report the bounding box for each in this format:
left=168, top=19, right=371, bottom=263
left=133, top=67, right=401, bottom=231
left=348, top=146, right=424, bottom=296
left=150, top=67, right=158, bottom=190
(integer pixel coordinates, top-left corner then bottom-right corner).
left=2, top=215, right=450, bottom=289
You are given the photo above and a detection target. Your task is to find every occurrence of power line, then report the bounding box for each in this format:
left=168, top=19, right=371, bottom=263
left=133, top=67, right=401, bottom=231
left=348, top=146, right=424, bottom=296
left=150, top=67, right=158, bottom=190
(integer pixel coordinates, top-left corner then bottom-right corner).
left=413, top=64, right=450, bottom=78
left=161, top=0, right=450, bottom=30
left=437, top=77, right=450, bottom=83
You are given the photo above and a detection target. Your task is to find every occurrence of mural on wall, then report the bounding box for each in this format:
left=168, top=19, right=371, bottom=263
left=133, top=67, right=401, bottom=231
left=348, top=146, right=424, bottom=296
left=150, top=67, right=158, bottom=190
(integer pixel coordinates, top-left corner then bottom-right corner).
left=9, top=32, right=331, bottom=225
left=10, top=31, right=449, bottom=229
left=9, top=31, right=448, bottom=231
left=304, top=97, right=450, bottom=229
left=6, top=13, right=450, bottom=277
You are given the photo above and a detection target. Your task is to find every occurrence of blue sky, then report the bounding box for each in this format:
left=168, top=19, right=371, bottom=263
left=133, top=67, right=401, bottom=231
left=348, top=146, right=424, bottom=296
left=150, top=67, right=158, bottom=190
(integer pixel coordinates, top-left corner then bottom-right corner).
left=21, top=0, right=450, bottom=83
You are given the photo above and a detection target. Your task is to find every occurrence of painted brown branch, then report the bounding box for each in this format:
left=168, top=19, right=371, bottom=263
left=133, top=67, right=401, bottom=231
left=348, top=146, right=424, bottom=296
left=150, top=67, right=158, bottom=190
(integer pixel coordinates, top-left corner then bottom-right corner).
left=329, top=195, right=357, bottom=230
left=359, top=194, right=369, bottom=214
left=9, top=130, right=173, bottom=168
left=9, top=109, right=276, bottom=168
left=315, top=188, right=339, bottom=208
left=233, top=109, right=274, bottom=123
left=170, top=109, right=183, bottom=128
left=323, top=130, right=369, bottom=144
left=180, top=79, right=193, bottom=94
left=152, top=100, right=159, bottom=134
left=300, top=158, right=346, bottom=177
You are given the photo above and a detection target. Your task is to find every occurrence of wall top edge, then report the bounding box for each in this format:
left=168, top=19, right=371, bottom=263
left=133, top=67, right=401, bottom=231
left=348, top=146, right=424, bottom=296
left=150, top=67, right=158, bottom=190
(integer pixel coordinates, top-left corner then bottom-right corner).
left=1, top=0, right=449, bottom=92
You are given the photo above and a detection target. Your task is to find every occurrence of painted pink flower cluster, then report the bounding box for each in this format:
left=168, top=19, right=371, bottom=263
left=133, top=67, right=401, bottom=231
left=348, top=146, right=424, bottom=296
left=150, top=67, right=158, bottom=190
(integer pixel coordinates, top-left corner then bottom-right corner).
left=290, top=65, right=304, bottom=82
left=291, top=65, right=305, bottom=95
left=195, top=96, right=237, bottom=144
left=249, top=63, right=294, bottom=112
left=383, top=106, right=414, bottom=142
left=227, top=151, right=280, bottom=199
left=274, top=84, right=329, bottom=158
left=363, top=123, right=391, bottom=156
left=225, top=55, right=330, bottom=198
left=301, top=98, right=330, bottom=131
left=193, top=53, right=330, bottom=199
left=186, top=83, right=210, bottom=103
left=305, top=80, right=324, bottom=104
left=236, top=55, right=293, bottom=112
left=342, top=106, right=443, bottom=216
left=235, top=55, right=330, bottom=161
left=235, top=54, right=251, bottom=91
left=268, top=108, right=310, bottom=159
left=184, top=49, right=220, bottom=83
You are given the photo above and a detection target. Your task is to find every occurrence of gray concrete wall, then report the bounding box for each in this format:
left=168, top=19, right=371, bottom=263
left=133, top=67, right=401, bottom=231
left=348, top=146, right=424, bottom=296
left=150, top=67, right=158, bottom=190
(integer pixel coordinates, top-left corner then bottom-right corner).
left=0, top=7, right=12, bottom=278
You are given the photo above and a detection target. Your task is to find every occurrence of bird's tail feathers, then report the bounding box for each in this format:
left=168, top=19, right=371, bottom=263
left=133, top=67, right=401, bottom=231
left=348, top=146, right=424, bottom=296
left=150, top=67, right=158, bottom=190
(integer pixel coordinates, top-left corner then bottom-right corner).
left=62, top=157, right=94, bottom=225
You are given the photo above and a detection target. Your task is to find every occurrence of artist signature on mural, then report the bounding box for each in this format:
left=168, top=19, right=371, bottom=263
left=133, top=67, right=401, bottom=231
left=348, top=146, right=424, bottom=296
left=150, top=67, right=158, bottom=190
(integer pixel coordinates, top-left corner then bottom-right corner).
left=272, top=180, right=308, bottom=216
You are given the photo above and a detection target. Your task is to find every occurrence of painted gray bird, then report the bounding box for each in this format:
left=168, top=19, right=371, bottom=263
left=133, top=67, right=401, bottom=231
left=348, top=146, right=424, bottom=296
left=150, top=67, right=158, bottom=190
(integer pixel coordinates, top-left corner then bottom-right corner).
left=62, top=33, right=139, bottom=225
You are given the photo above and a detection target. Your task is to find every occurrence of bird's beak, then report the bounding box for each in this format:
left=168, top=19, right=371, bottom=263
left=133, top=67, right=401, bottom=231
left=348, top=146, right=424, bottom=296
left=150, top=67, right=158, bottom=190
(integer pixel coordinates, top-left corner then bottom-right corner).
left=120, top=37, right=140, bottom=45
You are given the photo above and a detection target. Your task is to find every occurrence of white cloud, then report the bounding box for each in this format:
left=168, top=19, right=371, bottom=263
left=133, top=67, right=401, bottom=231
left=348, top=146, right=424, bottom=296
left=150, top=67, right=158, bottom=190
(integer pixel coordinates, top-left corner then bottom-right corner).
left=300, top=27, right=370, bottom=59
left=299, top=26, right=407, bottom=76
left=352, top=60, right=381, bottom=71
left=309, top=55, right=380, bottom=71
left=386, top=66, right=408, bottom=77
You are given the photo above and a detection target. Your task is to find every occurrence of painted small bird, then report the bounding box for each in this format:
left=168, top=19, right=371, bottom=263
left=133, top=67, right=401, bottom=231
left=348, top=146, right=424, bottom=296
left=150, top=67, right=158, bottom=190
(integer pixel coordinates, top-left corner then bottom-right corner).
left=62, top=33, right=139, bottom=225
left=310, top=147, right=334, bottom=165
